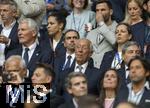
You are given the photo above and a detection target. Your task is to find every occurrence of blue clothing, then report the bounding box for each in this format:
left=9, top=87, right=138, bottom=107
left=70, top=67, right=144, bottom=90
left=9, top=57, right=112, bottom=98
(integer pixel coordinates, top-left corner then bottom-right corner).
left=130, top=21, right=146, bottom=52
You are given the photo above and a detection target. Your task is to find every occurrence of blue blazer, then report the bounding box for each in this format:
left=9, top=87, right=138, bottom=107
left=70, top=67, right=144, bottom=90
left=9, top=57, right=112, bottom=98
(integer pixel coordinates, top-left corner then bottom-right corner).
left=6, top=44, right=53, bottom=78
left=0, top=22, right=19, bottom=56
left=39, top=31, right=66, bottom=59
left=58, top=99, right=75, bottom=108
left=114, top=85, right=150, bottom=108
left=99, top=50, right=116, bottom=74
left=58, top=61, right=102, bottom=96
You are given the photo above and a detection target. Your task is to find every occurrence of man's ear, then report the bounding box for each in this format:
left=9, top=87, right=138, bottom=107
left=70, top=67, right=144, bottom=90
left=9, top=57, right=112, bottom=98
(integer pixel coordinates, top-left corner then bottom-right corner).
left=47, top=76, right=52, bottom=83
left=22, top=68, right=27, bottom=78
left=67, top=87, right=72, bottom=94
left=110, top=9, right=113, bottom=16
left=128, top=34, right=132, bottom=40
left=146, top=71, right=150, bottom=77
left=32, top=30, right=37, bottom=37
left=143, top=4, right=148, bottom=10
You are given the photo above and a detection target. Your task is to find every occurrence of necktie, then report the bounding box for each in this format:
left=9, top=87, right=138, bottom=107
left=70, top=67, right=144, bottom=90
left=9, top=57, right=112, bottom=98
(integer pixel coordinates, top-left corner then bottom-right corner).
left=63, top=55, right=72, bottom=70
left=77, top=65, right=83, bottom=73
left=23, top=48, right=29, bottom=65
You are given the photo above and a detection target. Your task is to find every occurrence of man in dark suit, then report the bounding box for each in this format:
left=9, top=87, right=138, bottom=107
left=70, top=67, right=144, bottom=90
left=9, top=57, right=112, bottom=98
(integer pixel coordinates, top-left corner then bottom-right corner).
left=24, top=63, right=64, bottom=108
left=117, top=41, right=141, bottom=86
left=6, top=18, right=53, bottom=80
left=0, top=0, right=19, bottom=68
left=54, top=29, right=80, bottom=85
left=114, top=56, right=150, bottom=108
left=59, top=72, right=88, bottom=108
left=58, top=39, right=102, bottom=96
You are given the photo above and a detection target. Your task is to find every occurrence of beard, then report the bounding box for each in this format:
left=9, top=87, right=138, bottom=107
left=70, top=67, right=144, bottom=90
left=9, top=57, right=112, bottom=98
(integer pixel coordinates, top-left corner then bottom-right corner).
left=131, top=76, right=145, bottom=84
left=104, top=15, right=110, bottom=23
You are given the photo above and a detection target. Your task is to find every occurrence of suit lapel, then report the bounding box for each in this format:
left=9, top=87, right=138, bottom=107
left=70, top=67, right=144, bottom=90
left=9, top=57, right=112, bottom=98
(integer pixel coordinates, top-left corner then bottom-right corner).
left=55, top=35, right=64, bottom=51
left=139, top=89, right=149, bottom=105
left=8, top=22, right=18, bottom=39
left=27, top=45, right=40, bottom=67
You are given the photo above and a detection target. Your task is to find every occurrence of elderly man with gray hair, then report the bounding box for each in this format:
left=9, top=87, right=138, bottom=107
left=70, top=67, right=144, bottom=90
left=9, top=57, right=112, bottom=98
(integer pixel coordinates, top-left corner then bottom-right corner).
left=6, top=18, right=53, bottom=82
left=117, top=41, right=141, bottom=86
left=58, top=39, right=102, bottom=97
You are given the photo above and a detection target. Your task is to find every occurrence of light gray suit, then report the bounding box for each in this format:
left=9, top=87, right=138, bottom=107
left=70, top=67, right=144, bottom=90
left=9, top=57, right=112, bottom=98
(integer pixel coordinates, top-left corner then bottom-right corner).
left=86, top=21, right=117, bottom=68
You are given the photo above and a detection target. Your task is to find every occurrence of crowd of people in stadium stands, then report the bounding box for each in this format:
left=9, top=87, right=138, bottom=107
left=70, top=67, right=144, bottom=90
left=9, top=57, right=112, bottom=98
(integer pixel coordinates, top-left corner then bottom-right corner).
left=0, top=0, right=150, bottom=108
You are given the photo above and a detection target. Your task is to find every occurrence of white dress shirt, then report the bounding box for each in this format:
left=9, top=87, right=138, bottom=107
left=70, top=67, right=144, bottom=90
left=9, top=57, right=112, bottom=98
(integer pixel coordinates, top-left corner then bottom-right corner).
left=0, top=21, right=16, bottom=66
left=127, top=81, right=150, bottom=105
left=74, top=62, right=88, bottom=73
left=63, top=53, right=75, bottom=67
left=22, top=42, right=37, bottom=62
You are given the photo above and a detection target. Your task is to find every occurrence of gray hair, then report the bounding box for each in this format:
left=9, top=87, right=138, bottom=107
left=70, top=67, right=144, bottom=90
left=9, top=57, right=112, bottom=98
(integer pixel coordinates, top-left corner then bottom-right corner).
left=122, top=41, right=141, bottom=55
left=19, top=18, right=39, bottom=34
left=64, top=72, right=87, bottom=89
left=5, top=55, right=26, bottom=69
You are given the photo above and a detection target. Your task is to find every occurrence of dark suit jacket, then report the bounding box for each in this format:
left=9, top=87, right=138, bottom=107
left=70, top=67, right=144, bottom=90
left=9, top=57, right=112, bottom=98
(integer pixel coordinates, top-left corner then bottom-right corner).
left=58, top=61, right=102, bottom=96
left=114, top=85, right=150, bottom=108
left=6, top=44, right=53, bottom=78
left=54, top=53, right=75, bottom=85
left=117, top=62, right=131, bottom=87
left=0, top=22, right=19, bottom=56
left=50, top=93, right=65, bottom=108
left=58, top=99, right=75, bottom=108
left=99, top=50, right=116, bottom=74
left=39, top=31, right=66, bottom=59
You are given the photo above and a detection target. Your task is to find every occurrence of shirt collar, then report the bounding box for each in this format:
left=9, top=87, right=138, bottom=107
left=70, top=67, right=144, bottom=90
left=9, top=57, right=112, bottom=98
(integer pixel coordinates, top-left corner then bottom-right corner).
left=72, top=98, right=78, bottom=108
left=75, top=61, right=88, bottom=72
left=66, top=53, right=75, bottom=59
left=23, top=41, right=37, bottom=51
left=2, top=20, right=16, bottom=29
left=127, top=81, right=150, bottom=90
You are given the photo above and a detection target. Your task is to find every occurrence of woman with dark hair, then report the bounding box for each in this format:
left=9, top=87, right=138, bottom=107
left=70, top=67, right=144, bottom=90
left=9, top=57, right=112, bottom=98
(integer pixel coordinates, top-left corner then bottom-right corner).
left=46, top=11, right=66, bottom=57
left=100, top=23, right=132, bottom=73
left=98, top=68, right=121, bottom=108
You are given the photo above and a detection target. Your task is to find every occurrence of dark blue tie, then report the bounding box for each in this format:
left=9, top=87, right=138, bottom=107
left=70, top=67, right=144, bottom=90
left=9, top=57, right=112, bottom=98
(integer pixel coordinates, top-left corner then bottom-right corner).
left=23, top=48, right=29, bottom=65
left=63, top=55, right=72, bottom=70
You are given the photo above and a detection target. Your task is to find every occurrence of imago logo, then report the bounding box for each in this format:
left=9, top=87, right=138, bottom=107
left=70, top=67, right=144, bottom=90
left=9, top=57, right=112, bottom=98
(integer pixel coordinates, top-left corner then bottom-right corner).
left=5, top=84, right=50, bottom=107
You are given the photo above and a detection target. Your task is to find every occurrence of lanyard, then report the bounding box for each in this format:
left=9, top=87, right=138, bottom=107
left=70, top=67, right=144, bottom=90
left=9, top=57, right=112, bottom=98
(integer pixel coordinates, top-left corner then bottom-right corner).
left=113, top=52, right=122, bottom=68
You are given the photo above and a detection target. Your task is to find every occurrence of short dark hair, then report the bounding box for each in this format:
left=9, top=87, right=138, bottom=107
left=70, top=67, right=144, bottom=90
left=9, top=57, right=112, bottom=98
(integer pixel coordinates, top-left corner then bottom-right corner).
left=64, top=29, right=80, bottom=39
left=36, top=63, right=55, bottom=80
left=128, top=56, right=150, bottom=73
left=96, top=0, right=113, bottom=9
left=48, top=11, right=66, bottom=30
left=65, top=72, right=87, bottom=89
left=143, top=0, right=150, bottom=4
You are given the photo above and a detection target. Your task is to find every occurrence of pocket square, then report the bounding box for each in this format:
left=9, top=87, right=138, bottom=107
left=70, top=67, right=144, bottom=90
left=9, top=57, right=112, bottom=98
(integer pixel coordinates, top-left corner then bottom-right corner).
left=145, top=99, right=150, bottom=102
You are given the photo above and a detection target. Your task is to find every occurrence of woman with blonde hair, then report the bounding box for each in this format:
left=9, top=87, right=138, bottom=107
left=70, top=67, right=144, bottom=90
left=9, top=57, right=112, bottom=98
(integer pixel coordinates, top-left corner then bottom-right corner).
left=123, top=0, right=146, bottom=52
